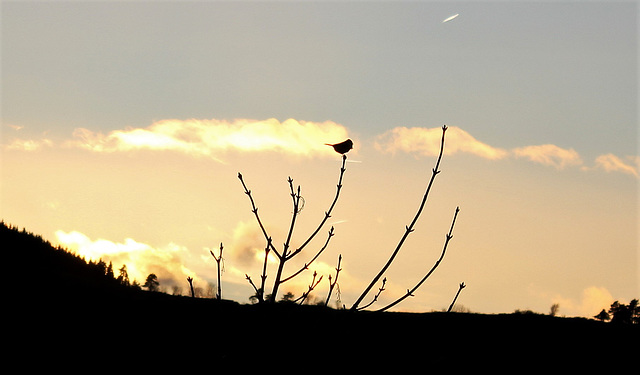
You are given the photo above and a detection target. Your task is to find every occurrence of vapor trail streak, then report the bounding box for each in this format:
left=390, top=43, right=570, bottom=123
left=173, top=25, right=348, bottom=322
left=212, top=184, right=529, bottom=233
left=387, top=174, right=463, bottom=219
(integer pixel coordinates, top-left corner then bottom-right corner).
left=442, top=14, right=459, bottom=23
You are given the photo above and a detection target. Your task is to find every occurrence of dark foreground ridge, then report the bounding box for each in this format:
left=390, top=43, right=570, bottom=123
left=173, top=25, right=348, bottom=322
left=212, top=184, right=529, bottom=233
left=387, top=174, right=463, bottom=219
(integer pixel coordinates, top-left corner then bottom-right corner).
left=5, top=222, right=637, bottom=369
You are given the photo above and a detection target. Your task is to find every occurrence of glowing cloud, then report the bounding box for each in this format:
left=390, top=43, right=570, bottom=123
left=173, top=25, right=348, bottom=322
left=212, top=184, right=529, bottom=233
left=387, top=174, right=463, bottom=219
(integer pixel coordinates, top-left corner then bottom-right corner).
left=4, top=138, right=53, bottom=151
left=67, top=118, right=351, bottom=160
left=512, top=144, right=583, bottom=169
left=551, top=286, right=615, bottom=317
left=55, top=230, right=198, bottom=288
left=374, top=126, right=508, bottom=160
left=594, top=153, right=639, bottom=177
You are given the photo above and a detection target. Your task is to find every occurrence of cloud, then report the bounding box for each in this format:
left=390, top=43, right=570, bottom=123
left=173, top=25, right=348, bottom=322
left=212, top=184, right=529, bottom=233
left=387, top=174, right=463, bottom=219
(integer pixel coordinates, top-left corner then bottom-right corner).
left=227, top=220, right=273, bottom=267
left=512, top=144, right=583, bottom=169
left=55, top=230, right=198, bottom=288
left=551, top=286, right=615, bottom=317
left=66, top=118, right=351, bottom=160
left=374, top=126, right=508, bottom=160
left=4, top=138, right=53, bottom=151
left=374, top=126, right=637, bottom=178
left=593, top=154, right=639, bottom=177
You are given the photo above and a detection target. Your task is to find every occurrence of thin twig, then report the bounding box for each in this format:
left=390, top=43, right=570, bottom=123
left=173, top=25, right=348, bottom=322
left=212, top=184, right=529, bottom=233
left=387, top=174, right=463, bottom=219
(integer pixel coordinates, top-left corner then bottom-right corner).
left=281, top=226, right=335, bottom=283
left=351, top=125, right=448, bottom=311
left=238, top=173, right=281, bottom=259
left=357, top=278, right=387, bottom=311
left=259, top=238, right=271, bottom=302
left=246, top=274, right=259, bottom=294
left=325, top=254, right=343, bottom=307
left=295, top=271, right=323, bottom=305
left=376, top=206, right=460, bottom=312
left=283, top=178, right=302, bottom=258
left=210, top=242, right=224, bottom=300
left=289, top=154, right=347, bottom=259
left=447, top=282, right=466, bottom=312
left=269, top=155, right=348, bottom=301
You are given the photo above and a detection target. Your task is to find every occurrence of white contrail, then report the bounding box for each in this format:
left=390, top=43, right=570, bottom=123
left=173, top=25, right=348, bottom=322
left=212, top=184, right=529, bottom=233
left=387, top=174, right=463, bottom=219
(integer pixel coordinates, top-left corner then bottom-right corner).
left=330, top=220, right=349, bottom=226
left=442, top=13, right=459, bottom=23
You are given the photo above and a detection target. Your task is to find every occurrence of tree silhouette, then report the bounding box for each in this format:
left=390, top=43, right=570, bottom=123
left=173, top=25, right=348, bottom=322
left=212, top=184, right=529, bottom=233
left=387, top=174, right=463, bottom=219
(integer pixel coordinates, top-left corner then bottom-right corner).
left=106, top=261, right=114, bottom=279
left=239, top=154, right=348, bottom=303
left=594, top=309, right=610, bottom=322
left=117, top=264, right=130, bottom=286
left=608, top=299, right=640, bottom=325
left=143, top=273, right=159, bottom=292
left=549, top=303, right=560, bottom=317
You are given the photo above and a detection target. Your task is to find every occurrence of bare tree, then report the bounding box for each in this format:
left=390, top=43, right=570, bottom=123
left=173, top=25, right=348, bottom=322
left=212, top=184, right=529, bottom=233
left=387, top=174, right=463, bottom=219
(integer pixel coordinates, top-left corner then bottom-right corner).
left=239, top=154, right=348, bottom=303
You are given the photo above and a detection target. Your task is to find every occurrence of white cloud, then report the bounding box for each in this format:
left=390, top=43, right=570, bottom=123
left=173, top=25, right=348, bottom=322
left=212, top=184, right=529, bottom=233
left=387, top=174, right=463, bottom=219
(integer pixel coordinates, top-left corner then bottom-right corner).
left=374, top=126, right=587, bottom=171
left=374, top=126, right=508, bottom=160
left=4, top=138, right=53, bottom=151
left=512, top=144, right=583, bottom=169
left=65, top=118, right=351, bottom=160
left=593, top=154, right=639, bottom=177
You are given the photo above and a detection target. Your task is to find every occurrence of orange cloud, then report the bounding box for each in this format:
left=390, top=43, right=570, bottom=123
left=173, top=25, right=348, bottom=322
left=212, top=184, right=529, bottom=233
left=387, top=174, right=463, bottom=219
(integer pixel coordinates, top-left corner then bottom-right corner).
left=374, top=126, right=508, bottom=160
left=593, top=154, right=639, bottom=177
left=512, top=144, right=583, bottom=169
left=66, top=118, right=350, bottom=160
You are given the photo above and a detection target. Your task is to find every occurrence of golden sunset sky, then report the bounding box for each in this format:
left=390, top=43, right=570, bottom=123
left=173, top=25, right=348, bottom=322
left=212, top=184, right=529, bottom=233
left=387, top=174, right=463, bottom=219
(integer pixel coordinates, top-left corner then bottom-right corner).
left=1, top=1, right=637, bottom=317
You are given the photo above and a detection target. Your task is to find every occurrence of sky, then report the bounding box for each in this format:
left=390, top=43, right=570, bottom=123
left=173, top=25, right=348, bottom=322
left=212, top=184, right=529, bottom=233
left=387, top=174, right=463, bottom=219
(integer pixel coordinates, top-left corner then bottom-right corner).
left=1, top=0, right=638, bottom=317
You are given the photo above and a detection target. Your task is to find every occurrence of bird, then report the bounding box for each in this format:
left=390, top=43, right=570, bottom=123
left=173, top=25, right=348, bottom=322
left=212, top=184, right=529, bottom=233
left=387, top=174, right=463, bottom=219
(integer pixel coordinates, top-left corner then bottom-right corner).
left=326, top=139, right=353, bottom=154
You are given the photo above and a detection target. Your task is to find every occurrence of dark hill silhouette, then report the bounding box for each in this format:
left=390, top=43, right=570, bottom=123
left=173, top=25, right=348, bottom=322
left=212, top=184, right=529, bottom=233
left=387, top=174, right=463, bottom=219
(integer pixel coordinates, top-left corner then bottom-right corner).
left=3, top=221, right=636, bottom=369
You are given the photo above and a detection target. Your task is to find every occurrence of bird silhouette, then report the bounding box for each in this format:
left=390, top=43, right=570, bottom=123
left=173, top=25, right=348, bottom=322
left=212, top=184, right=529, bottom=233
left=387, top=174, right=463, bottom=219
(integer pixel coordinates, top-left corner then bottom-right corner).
left=326, top=139, right=353, bottom=154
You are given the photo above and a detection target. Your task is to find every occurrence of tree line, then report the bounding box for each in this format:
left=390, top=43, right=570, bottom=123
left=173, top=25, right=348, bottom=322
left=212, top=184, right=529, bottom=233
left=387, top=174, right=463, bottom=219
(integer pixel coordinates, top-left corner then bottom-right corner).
left=594, top=299, right=640, bottom=325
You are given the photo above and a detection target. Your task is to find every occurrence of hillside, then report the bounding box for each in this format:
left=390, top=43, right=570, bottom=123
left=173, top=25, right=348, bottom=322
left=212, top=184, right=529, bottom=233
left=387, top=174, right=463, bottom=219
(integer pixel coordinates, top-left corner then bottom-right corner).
left=3, top=221, right=637, bottom=368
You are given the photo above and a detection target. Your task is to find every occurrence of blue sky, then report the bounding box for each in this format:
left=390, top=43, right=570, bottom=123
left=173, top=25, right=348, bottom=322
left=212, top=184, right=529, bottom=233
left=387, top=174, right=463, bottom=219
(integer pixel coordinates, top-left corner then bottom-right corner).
left=1, top=1, right=637, bottom=316
left=3, top=1, right=636, bottom=154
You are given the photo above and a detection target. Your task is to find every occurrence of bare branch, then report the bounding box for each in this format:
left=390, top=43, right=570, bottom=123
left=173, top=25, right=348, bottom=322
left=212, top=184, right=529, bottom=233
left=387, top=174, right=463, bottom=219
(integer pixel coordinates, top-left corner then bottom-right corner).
left=357, top=278, right=387, bottom=311
left=281, top=226, right=335, bottom=283
left=351, top=125, right=448, bottom=311
left=238, top=173, right=281, bottom=259
left=295, top=271, right=323, bottom=305
left=325, top=254, right=343, bottom=306
left=447, top=282, right=466, bottom=313
left=283, top=178, right=302, bottom=258
left=245, top=274, right=259, bottom=294
left=258, top=238, right=271, bottom=302
left=210, top=242, right=224, bottom=300
left=289, top=154, right=347, bottom=258
left=186, top=276, right=195, bottom=298
left=268, top=155, right=348, bottom=301
left=376, top=206, right=460, bottom=312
